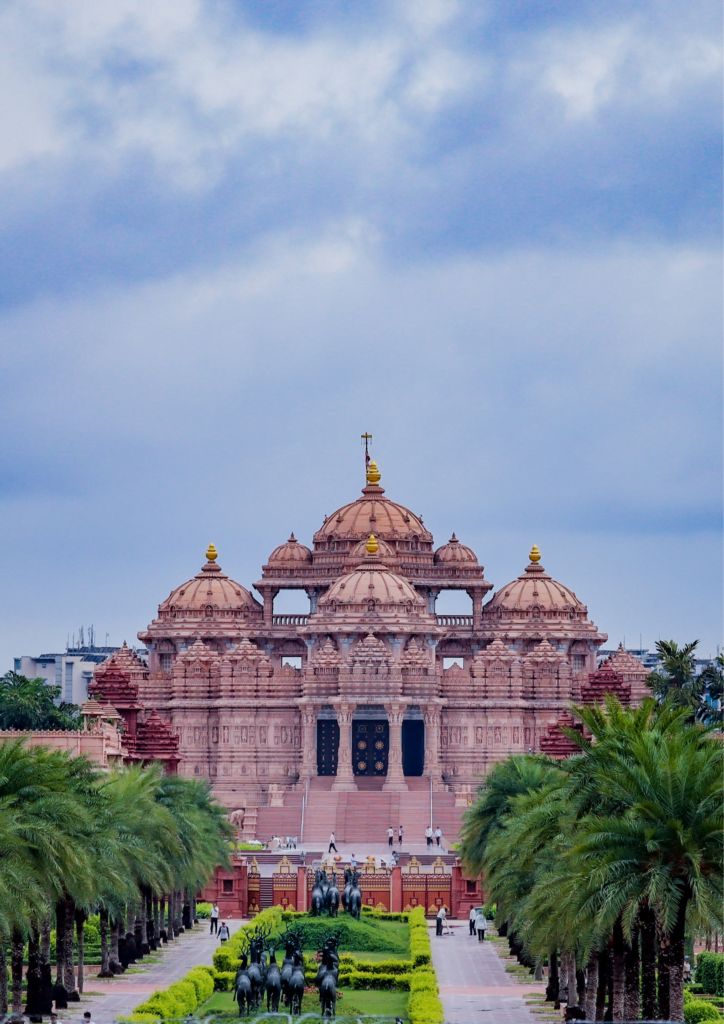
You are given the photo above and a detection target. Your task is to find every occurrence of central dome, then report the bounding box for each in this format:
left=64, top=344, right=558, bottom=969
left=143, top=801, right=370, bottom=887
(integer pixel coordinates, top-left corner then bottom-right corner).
left=313, top=549, right=435, bottom=625
left=313, top=463, right=433, bottom=553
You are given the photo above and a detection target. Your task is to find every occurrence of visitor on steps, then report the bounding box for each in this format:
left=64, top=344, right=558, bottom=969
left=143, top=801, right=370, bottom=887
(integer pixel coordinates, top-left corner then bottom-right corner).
left=475, top=908, right=487, bottom=942
left=218, top=921, right=230, bottom=942
left=350, top=853, right=357, bottom=869
left=434, top=826, right=442, bottom=847
left=210, top=904, right=220, bottom=934
left=387, top=826, right=394, bottom=847
left=469, top=905, right=477, bottom=936
left=398, top=825, right=403, bottom=846
left=328, top=831, right=338, bottom=853
left=425, top=825, right=433, bottom=846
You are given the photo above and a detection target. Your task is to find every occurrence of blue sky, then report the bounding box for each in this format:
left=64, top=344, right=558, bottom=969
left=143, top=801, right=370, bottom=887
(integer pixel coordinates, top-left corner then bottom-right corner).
left=1, top=0, right=721, bottom=666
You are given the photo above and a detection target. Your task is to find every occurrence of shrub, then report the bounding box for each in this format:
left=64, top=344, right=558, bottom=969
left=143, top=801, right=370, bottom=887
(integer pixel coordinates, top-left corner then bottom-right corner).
left=185, top=967, right=214, bottom=1003
left=84, top=924, right=100, bottom=944
left=684, top=999, right=722, bottom=1024
left=408, top=989, right=445, bottom=1024
left=118, top=1013, right=162, bottom=1024
left=339, top=958, right=413, bottom=975
left=212, top=946, right=241, bottom=973
left=167, top=980, right=198, bottom=1016
left=195, top=902, right=212, bottom=919
left=213, top=970, right=236, bottom=992
left=696, top=953, right=724, bottom=997
left=409, top=971, right=438, bottom=995
left=342, top=970, right=412, bottom=991
left=135, top=991, right=182, bottom=1020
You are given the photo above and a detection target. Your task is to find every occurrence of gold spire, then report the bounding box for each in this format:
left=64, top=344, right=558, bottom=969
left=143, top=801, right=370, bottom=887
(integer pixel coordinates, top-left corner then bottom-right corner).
left=366, top=460, right=381, bottom=485
left=529, top=544, right=541, bottom=564
left=366, top=534, right=379, bottom=555
left=206, top=543, right=218, bottom=562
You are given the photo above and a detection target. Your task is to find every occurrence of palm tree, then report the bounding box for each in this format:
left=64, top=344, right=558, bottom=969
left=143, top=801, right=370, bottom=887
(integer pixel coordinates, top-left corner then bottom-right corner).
left=0, top=672, right=80, bottom=730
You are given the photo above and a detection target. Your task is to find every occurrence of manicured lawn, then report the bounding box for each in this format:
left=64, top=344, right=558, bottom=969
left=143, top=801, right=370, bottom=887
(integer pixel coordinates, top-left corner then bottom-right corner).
left=201, top=985, right=409, bottom=1019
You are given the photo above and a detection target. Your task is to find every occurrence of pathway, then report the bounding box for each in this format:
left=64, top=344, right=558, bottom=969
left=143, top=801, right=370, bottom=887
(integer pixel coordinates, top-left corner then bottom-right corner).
left=430, top=921, right=545, bottom=1024
left=63, top=920, right=244, bottom=1024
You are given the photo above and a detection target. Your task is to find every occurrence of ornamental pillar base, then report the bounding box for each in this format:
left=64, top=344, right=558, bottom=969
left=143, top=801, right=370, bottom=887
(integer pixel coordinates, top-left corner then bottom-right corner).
left=331, top=775, right=358, bottom=792
left=382, top=774, right=408, bottom=792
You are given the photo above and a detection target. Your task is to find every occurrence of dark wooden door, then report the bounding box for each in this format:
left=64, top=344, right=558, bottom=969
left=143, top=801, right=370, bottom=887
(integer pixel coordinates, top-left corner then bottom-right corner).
left=402, top=720, right=425, bottom=776
left=353, top=720, right=389, bottom=776
left=317, top=719, right=339, bottom=775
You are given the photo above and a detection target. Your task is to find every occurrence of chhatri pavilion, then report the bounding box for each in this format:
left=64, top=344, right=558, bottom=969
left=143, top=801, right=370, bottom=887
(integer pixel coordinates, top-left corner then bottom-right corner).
left=90, top=459, right=649, bottom=844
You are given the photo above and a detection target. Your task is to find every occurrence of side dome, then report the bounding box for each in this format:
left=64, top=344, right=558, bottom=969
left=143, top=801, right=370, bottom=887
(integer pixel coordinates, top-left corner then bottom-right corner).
left=484, top=546, right=586, bottom=618
left=434, top=533, right=477, bottom=564
left=157, top=545, right=262, bottom=620
left=268, top=533, right=312, bottom=565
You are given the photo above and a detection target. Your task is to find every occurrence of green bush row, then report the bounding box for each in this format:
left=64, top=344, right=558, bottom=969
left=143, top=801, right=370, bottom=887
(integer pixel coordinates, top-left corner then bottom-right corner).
left=124, top=964, right=215, bottom=1021
left=684, top=998, right=722, bottom=1023
left=407, top=908, right=444, bottom=1024
left=212, top=906, right=283, bottom=974
left=195, top=902, right=212, bottom=919
left=696, top=953, right=724, bottom=997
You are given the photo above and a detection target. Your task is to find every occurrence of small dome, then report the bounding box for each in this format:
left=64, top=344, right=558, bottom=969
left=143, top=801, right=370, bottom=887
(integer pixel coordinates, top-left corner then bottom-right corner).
left=434, top=533, right=477, bottom=564
left=268, top=533, right=312, bottom=565
left=159, top=549, right=261, bottom=617
left=484, top=549, right=585, bottom=616
left=320, top=563, right=423, bottom=609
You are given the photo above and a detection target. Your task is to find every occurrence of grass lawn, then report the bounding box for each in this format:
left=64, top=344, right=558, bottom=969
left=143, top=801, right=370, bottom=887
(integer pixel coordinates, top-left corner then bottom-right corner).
left=201, top=986, right=408, bottom=1019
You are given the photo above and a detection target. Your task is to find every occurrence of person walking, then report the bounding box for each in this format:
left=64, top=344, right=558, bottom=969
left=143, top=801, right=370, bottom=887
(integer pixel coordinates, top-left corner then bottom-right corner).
left=434, top=826, right=442, bottom=847
left=387, top=826, right=394, bottom=847
left=210, top=903, right=220, bottom=934
left=425, top=825, right=433, bottom=846
left=398, top=825, right=403, bottom=846
left=328, top=831, right=338, bottom=853
left=350, top=853, right=357, bottom=869
left=469, top=905, right=477, bottom=936
left=475, top=908, right=487, bottom=942
left=218, top=921, right=230, bottom=943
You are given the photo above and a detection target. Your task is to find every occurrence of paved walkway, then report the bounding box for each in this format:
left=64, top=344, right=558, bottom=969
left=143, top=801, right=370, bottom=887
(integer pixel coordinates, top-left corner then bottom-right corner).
left=430, top=922, right=545, bottom=1024
left=64, top=920, right=244, bottom=1024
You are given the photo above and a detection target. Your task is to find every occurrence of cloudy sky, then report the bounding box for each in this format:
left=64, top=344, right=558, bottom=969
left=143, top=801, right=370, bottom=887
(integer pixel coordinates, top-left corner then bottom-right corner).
left=1, top=0, right=721, bottom=668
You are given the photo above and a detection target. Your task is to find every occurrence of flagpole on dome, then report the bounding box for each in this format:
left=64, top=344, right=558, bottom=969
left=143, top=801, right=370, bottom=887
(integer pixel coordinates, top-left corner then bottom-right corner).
left=361, top=432, right=372, bottom=481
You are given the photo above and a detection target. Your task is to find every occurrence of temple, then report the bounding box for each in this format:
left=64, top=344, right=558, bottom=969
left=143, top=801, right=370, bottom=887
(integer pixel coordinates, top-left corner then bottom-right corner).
left=91, top=459, right=650, bottom=844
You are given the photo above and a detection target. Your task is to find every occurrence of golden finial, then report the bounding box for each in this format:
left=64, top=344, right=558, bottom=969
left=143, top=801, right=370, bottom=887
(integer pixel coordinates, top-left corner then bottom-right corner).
left=366, top=460, right=381, bottom=485
left=529, top=544, right=541, bottom=563
left=206, top=543, right=218, bottom=562
left=366, top=534, right=379, bottom=555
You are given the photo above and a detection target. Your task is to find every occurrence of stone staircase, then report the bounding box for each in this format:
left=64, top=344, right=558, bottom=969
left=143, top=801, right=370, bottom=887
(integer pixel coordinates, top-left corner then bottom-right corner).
left=252, top=776, right=466, bottom=848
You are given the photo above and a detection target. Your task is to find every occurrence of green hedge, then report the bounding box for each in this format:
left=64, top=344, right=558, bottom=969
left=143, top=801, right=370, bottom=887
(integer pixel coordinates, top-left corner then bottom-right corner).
left=213, top=970, right=236, bottom=992
left=409, top=906, right=433, bottom=967
left=407, top=908, right=444, bottom=1024
left=211, top=905, right=283, bottom=974
left=697, top=953, right=724, bottom=997
left=195, top=902, right=212, bottom=919
left=684, top=999, right=722, bottom=1023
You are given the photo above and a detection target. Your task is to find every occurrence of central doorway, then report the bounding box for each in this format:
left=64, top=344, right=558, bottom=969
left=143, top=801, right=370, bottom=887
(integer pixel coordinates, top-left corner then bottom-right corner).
left=317, top=719, right=339, bottom=776
left=353, top=720, right=389, bottom=776
left=402, top=719, right=425, bottom=775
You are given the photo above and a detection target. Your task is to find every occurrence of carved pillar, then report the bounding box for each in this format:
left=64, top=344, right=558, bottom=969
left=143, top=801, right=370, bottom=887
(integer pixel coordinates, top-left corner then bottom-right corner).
left=383, top=704, right=408, bottom=792
left=423, top=704, right=442, bottom=790
left=331, top=705, right=357, bottom=791
left=468, top=588, right=484, bottom=631
left=301, top=708, right=318, bottom=777
left=259, top=586, right=279, bottom=630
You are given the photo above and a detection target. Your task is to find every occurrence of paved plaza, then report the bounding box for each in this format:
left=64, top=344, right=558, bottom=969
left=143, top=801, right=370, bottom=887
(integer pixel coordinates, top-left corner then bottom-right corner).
left=59, top=920, right=243, bottom=1024
left=431, top=920, right=545, bottom=1024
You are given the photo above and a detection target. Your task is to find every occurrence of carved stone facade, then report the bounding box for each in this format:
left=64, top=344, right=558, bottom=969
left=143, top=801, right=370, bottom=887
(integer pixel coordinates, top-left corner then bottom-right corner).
left=93, top=461, right=628, bottom=812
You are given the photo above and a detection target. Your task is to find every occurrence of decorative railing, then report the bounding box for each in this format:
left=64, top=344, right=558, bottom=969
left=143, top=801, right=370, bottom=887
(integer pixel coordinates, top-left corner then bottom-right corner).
left=435, top=614, right=474, bottom=627
left=272, top=614, right=309, bottom=626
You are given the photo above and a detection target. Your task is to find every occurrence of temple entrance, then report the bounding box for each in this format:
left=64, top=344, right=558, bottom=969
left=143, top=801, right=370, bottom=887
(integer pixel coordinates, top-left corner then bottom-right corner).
left=402, top=720, right=425, bottom=776
left=353, top=720, right=388, bottom=776
left=317, top=719, right=339, bottom=775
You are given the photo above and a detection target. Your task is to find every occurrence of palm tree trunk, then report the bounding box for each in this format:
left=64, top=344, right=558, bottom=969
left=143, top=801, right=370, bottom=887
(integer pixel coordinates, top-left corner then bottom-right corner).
left=624, top=926, right=640, bottom=1021
left=0, top=939, right=7, bottom=1015
left=153, top=895, right=160, bottom=943
left=612, top=919, right=625, bottom=1021
left=98, top=908, right=112, bottom=977
left=584, top=955, right=599, bottom=1021
left=667, top=898, right=687, bottom=1022
left=160, top=895, right=167, bottom=941
left=11, top=928, right=24, bottom=1013
left=576, top=967, right=586, bottom=1009
left=558, top=951, right=569, bottom=1007
left=595, top=948, right=609, bottom=1022
left=75, top=909, right=87, bottom=994
left=24, top=926, right=42, bottom=1014
left=40, top=916, right=53, bottom=1014
left=62, top=895, right=79, bottom=999
left=110, top=918, right=121, bottom=973
left=546, top=950, right=559, bottom=1002
left=55, top=900, right=65, bottom=985
left=640, top=902, right=657, bottom=1019
left=658, top=943, right=670, bottom=1020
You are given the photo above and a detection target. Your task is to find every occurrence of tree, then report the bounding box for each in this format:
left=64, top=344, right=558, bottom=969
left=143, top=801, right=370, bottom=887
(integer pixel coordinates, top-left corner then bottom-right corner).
left=0, top=673, right=80, bottom=731
left=646, top=640, right=718, bottom=722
